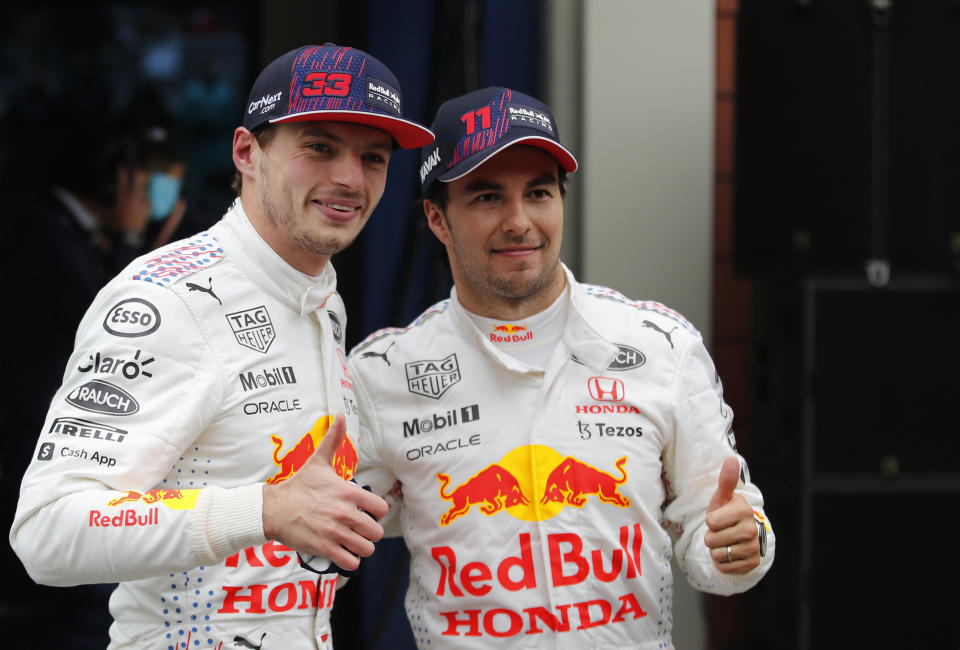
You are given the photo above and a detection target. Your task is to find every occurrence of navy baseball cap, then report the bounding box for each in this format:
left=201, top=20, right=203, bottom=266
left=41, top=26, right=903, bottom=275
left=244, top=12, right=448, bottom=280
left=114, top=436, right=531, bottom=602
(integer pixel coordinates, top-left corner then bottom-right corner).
left=243, top=44, right=434, bottom=150
left=419, top=86, right=577, bottom=195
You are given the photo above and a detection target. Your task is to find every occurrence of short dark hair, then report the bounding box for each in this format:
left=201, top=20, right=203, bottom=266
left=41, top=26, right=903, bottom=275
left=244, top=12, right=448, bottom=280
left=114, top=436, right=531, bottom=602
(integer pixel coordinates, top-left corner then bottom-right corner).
left=231, top=124, right=280, bottom=195
left=422, top=165, right=568, bottom=213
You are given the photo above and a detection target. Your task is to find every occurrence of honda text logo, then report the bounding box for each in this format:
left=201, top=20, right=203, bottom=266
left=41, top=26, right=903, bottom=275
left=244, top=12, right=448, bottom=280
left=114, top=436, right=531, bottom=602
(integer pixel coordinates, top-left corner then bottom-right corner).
left=588, top=377, right=625, bottom=402
left=226, top=306, right=275, bottom=353
left=406, top=354, right=461, bottom=399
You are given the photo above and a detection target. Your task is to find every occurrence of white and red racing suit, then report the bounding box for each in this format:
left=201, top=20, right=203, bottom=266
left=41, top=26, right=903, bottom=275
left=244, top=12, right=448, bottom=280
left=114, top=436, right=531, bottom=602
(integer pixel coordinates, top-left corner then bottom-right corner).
left=348, top=265, right=775, bottom=649
left=10, top=199, right=359, bottom=649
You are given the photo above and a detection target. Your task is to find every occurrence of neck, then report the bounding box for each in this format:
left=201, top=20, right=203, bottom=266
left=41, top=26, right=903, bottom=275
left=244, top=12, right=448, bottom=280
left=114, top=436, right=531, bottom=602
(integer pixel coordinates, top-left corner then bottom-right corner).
left=455, top=267, right=567, bottom=321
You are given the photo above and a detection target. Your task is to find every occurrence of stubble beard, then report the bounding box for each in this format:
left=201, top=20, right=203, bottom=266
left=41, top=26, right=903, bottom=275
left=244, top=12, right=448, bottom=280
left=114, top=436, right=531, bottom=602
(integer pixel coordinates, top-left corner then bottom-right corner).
left=257, top=159, right=357, bottom=258
left=452, top=234, right=561, bottom=305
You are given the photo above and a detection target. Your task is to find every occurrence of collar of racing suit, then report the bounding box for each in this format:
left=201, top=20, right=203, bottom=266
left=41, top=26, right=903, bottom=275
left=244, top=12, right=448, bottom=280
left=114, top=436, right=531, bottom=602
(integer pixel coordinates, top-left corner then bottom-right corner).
left=448, top=263, right=619, bottom=376
left=218, top=198, right=338, bottom=317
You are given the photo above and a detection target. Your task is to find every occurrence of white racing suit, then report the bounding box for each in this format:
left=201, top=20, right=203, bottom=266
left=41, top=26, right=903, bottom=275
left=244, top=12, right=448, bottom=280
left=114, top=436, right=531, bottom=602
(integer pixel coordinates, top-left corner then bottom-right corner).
left=10, top=200, right=359, bottom=649
left=348, top=265, right=775, bottom=649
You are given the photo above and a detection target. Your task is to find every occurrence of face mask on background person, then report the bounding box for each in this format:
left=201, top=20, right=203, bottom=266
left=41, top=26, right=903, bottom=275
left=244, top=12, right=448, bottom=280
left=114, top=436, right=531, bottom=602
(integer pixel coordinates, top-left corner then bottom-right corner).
left=147, top=171, right=182, bottom=221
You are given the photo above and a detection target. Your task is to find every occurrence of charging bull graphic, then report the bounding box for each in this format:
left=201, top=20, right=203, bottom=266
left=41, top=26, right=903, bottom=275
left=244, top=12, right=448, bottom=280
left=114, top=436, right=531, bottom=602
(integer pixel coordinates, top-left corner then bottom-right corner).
left=541, top=456, right=631, bottom=508
left=266, top=415, right=357, bottom=484
left=437, top=464, right=531, bottom=526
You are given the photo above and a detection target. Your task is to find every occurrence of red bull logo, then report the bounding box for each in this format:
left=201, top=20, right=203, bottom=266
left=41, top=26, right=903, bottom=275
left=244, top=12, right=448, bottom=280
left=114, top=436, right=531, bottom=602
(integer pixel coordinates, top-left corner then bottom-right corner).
left=437, top=465, right=530, bottom=526
left=266, top=415, right=357, bottom=484
left=333, top=434, right=358, bottom=481
left=490, top=323, right=533, bottom=343
left=107, top=488, right=199, bottom=510
left=436, top=446, right=630, bottom=525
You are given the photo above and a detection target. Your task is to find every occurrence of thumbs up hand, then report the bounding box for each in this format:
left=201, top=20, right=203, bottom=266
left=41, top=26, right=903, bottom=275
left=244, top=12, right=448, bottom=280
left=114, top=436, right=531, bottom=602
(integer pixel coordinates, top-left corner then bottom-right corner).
left=703, top=457, right=763, bottom=574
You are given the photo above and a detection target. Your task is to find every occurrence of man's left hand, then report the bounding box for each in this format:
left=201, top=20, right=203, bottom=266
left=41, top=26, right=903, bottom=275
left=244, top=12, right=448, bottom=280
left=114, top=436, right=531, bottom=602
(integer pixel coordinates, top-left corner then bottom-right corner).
left=703, top=457, right=762, bottom=574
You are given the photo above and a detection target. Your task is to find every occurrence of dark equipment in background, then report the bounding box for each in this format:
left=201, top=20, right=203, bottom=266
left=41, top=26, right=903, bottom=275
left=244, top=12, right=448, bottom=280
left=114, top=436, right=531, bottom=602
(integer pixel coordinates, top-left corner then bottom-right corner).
left=736, top=2, right=960, bottom=649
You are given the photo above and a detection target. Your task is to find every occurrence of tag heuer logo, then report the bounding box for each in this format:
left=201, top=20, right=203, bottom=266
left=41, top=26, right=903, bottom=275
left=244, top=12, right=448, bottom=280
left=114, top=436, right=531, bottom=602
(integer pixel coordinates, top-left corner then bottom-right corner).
left=226, top=306, right=276, bottom=354
left=405, top=354, right=461, bottom=399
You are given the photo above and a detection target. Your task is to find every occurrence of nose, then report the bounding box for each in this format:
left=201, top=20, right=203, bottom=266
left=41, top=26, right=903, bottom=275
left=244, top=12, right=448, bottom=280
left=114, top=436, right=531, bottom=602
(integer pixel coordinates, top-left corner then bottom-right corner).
left=500, top=195, right=531, bottom=235
left=330, top=151, right=365, bottom=191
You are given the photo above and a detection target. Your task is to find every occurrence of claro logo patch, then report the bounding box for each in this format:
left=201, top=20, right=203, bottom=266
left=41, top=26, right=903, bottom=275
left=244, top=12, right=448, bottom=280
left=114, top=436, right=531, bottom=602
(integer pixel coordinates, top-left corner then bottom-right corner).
left=66, top=380, right=140, bottom=416
left=103, top=298, right=161, bottom=338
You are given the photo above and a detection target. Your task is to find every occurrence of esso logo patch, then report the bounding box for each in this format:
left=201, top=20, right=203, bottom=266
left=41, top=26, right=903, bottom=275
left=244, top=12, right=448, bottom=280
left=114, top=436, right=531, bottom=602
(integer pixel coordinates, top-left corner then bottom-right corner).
left=103, top=298, right=161, bottom=338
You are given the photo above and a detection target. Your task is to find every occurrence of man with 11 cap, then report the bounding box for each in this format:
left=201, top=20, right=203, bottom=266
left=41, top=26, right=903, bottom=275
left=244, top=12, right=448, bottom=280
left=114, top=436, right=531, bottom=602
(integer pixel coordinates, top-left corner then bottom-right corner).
left=10, top=44, right=433, bottom=649
left=347, top=87, right=774, bottom=648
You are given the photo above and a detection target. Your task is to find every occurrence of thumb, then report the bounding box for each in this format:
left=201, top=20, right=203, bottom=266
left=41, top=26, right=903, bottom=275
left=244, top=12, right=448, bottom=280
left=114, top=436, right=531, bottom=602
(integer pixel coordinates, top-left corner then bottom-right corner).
left=707, top=456, right=741, bottom=513
left=313, top=413, right=347, bottom=466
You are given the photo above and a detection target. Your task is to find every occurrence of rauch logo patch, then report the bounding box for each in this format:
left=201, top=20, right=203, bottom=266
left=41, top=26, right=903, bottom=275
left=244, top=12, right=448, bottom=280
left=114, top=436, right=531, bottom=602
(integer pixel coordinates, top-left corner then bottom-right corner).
left=65, top=381, right=140, bottom=416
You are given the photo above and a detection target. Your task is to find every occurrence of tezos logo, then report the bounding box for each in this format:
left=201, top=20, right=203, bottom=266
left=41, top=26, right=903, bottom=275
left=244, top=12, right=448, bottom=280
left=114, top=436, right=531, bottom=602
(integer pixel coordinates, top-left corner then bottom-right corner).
left=403, top=404, right=479, bottom=438
left=239, top=366, right=297, bottom=392
left=405, top=354, right=461, bottom=399
left=66, top=380, right=140, bottom=416
left=226, top=306, right=275, bottom=354
left=103, top=298, right=161, bottom=338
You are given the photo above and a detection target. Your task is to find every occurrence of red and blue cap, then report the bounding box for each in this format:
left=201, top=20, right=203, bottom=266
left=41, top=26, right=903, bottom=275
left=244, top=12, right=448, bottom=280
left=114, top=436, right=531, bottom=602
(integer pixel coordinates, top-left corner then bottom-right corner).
left=242, top=44, right=434, bottom=150
left=419, top=86, right=578, bottom=195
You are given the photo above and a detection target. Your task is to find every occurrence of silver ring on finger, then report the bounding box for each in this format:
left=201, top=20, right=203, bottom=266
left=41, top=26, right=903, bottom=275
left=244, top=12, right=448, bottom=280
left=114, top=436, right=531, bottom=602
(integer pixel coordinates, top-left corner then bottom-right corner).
left=726, top=545, right=733, bottom=563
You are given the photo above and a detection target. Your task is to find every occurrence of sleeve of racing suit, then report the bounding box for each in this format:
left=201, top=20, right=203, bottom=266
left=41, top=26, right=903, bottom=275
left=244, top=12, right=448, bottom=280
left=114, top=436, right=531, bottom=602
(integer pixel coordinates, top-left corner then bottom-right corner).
left=348, top=358, right=402, bottom=538
left=9, top=278, right=266, bottom=586
left=662, top=333, right=775, bottom=596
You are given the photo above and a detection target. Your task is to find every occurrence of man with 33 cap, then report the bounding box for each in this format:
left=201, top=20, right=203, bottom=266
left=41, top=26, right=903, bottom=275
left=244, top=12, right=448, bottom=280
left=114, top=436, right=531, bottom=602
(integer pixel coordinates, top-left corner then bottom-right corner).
left=347, top=87, right=774, bottom=648
left=10, top=44, right=433, bottom=649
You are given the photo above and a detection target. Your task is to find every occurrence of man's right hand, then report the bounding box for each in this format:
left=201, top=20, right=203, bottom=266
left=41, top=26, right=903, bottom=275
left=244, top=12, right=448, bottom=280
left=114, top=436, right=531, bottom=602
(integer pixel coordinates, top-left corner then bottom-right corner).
left=261, top=414, right=388, bottom=571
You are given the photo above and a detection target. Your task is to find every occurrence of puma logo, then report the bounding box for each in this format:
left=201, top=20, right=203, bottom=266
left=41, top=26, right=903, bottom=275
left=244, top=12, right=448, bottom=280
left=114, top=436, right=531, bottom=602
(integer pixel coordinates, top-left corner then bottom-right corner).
left=186, top=277, right=222, bottom=306
left=232, top=633, right=266, bottom=649
left=360, top=340, right=396, bottom=366
left=641, top=320, right=677, bottom=349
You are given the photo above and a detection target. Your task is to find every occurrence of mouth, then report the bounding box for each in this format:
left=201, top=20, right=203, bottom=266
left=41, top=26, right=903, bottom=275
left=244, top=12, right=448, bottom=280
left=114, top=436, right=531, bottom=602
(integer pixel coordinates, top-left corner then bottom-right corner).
left=491, top=244, right=542, bottom=258
left=313, top=199, right=363, bottom=222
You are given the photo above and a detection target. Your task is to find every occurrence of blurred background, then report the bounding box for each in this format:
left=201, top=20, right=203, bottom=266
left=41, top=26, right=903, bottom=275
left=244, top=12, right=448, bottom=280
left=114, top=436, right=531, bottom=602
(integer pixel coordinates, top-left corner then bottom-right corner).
left=1, top=0, right=958, bottom=648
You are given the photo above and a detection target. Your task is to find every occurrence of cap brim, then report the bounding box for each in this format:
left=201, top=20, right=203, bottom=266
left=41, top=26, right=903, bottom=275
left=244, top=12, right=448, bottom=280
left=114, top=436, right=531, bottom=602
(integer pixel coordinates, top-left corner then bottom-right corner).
left=438, top=135, right=578, bottom=183
left=271, top=110, right=435, bottom=149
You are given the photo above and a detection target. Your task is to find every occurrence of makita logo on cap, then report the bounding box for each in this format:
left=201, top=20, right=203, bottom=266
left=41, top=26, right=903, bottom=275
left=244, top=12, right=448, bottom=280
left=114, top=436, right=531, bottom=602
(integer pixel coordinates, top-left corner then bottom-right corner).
left=420, top=147, right=441, bottom=183
left=406, top=354, right=461, bottom=399
left=226, top=306, right=275, bottom=354
left=588, top=376, right=625, bottom=402
left=249, top=91, right=282, bottom=115
left=403, top=404, right=479, bottom=438
left=66, top=380, right=139, bottom=416
left=239, top=366, right=297, bottom=392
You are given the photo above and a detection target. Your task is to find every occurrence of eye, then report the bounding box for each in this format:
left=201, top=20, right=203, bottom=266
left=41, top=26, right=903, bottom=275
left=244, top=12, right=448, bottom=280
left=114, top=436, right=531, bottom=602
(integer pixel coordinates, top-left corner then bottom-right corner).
left=529, top=188, right=552, bottom=199
left=308, top=142, right=333, bottom=154
left=473, top=193, right=499, bottom=204
left=362, top=152, right=388, bottom=165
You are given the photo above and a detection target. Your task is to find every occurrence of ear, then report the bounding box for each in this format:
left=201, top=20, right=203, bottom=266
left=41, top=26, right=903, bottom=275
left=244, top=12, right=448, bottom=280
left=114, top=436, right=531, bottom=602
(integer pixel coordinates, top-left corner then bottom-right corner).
left=423, top=198, right=453, bottom=246
left=232, top=127, right=257, bottom=184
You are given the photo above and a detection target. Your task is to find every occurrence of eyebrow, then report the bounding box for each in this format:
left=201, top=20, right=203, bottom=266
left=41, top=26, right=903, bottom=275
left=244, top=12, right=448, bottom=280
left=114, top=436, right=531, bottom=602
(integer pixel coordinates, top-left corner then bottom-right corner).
left=298, top=125, right=392, bottom=152
left=463, top=172, right=558, bottom=195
